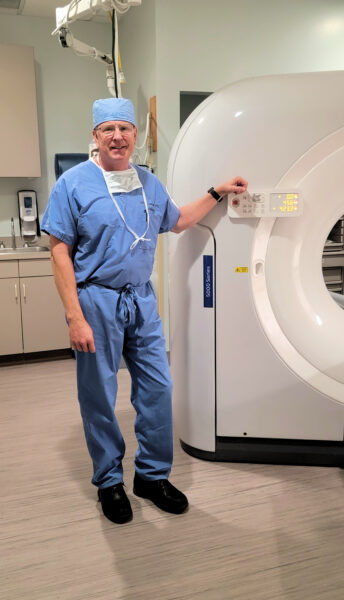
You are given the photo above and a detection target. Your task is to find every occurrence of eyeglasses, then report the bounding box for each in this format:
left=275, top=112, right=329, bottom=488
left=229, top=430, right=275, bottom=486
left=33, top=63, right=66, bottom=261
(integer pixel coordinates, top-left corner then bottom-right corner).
left=95, top=124, right=135, bottom=137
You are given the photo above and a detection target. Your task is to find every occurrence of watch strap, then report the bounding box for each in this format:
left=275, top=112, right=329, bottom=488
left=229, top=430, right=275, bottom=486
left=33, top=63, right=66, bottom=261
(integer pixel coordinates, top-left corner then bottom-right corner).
left=207, top=186, right=223, bottom=202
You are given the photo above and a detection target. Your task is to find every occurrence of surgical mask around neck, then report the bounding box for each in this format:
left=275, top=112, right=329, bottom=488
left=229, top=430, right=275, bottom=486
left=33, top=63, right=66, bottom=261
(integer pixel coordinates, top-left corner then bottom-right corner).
left=96, top=162, right=143, bottom=194
left=95, top=160, right=151, bottom=250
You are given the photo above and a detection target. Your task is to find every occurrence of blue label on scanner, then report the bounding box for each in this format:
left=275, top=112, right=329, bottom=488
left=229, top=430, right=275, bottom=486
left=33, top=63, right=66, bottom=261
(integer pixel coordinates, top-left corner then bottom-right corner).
left=203, top=255, right=213, bottom=308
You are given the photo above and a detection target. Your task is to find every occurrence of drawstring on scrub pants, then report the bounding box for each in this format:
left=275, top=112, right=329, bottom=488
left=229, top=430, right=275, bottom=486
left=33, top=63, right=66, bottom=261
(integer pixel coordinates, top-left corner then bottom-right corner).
left=77, top=282, right=145, bottom=329
left=117, top=284, right=144, bottom=327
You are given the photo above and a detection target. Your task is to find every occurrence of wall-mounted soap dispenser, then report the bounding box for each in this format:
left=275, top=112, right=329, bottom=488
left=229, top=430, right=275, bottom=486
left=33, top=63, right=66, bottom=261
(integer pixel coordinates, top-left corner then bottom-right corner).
left=17, top=190, right=41, bottom=243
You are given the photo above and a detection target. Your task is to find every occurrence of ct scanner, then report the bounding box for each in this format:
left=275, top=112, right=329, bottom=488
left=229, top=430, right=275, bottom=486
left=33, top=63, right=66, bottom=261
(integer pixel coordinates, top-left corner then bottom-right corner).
left=167, top=71, right=344, bottom=467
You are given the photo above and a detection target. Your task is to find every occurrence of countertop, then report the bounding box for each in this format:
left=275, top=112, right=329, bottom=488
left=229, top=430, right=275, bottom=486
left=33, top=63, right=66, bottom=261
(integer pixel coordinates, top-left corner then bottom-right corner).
left=0, top=247, right=51, bottom=261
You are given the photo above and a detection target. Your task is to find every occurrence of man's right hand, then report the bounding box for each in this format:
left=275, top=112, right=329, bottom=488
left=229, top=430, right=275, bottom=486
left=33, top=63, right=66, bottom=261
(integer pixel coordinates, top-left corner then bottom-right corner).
left=69, top=318, right=96, bottom=353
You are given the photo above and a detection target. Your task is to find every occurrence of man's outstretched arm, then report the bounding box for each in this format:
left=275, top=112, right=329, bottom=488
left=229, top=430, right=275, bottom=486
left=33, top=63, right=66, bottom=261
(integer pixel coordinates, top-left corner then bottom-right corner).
left=172, top=176, right=247, bottom=233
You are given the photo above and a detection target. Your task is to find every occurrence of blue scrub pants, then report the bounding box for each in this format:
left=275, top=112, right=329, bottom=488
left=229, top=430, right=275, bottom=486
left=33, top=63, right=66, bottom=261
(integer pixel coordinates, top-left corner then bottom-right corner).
left=76, top=281, right=173, bottom=489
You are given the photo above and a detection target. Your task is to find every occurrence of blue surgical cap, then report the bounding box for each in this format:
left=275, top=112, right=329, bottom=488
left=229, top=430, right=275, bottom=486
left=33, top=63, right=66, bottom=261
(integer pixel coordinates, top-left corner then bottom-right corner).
left=93, top=98, right=136, bottom=128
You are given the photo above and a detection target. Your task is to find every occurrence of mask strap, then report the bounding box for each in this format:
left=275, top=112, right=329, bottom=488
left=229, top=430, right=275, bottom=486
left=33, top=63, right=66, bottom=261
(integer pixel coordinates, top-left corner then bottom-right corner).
left=102, top=171, right=151, bottom=250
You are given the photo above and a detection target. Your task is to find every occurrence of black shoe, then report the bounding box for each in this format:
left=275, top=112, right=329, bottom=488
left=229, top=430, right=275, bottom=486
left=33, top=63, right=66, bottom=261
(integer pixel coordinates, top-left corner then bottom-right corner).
left=98, top=483, right=133, bottom=524
left=133, top=473, right=188, bottom=514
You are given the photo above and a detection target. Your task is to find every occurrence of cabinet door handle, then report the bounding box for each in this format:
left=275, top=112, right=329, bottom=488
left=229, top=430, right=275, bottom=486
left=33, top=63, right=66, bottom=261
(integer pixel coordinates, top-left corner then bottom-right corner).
left=14, top=283, right=18, bottom=302
left=22, top=283, right=26, bottom=302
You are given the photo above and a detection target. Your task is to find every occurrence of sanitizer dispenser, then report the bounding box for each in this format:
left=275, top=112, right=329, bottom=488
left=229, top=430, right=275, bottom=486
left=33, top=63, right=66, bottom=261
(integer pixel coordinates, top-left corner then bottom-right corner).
left=17, top=190, right=40, bottom=242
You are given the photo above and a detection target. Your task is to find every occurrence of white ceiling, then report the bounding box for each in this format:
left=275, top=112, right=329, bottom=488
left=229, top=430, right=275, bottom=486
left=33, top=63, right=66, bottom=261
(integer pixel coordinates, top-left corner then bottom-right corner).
left=0, top=0, right=108, bottom=20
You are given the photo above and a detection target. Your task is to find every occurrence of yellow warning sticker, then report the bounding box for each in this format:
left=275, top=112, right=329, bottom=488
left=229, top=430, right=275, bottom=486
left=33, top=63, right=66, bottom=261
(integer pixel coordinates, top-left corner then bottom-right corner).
left=235, top=267, right=249, bottom=273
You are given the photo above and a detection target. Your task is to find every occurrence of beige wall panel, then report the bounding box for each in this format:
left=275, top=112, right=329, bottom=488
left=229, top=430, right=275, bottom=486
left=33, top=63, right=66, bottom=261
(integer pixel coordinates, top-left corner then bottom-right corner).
left=0, top=44, right=41, bottom=177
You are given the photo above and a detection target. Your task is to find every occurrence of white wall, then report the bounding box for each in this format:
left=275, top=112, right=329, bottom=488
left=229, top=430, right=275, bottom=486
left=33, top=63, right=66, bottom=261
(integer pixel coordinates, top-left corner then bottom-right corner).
left=119, top=0, right=156, bottom=164
left=0, top=14, right=111, bottom=237
left=153, top=0, right=344, bottom=182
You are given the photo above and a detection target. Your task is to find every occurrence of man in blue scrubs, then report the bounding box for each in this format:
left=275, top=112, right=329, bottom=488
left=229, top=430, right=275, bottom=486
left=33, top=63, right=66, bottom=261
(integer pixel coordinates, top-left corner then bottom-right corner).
left=42, top=98, right=247, bottom=524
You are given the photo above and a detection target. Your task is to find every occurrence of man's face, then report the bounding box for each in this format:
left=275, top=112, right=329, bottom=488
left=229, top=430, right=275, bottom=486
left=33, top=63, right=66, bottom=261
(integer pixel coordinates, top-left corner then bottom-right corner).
left=93, top=120, right=137, bottom=170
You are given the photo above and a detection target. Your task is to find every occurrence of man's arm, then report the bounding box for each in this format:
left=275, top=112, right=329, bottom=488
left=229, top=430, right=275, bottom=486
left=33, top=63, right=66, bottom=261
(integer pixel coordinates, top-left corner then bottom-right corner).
left=172, top=176, right=247, bottom=233
left=50, top=235, right=95, bottom=353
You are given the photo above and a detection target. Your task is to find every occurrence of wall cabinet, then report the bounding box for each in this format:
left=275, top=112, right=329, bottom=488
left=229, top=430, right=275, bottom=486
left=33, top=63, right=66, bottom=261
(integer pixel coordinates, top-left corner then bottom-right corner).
left=0, top=259, right=69, bottom=356
left=0, top=44, right=41, bottom=177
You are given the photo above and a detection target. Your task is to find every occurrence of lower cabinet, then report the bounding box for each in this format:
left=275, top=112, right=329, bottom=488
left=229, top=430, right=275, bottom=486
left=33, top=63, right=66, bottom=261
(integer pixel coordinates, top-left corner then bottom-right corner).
left=0, top=277, right=23, bottom=355
left=0, top=258, right=70, bottom=356
left=20, top=275, right=70, bottom=353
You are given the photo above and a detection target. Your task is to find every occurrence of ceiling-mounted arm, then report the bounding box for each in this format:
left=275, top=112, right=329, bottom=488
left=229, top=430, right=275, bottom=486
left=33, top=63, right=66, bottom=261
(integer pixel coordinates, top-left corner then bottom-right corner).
left=53, top=0, right=141, bottom=34
left=58, top=27, right=112, bottom=66
left=52, top=0, right=141, bottom=96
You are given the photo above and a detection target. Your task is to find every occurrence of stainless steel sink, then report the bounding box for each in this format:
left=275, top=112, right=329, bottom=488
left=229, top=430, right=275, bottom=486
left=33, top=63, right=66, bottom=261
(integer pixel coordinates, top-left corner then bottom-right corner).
left=0, top=246, right=50, bottom=254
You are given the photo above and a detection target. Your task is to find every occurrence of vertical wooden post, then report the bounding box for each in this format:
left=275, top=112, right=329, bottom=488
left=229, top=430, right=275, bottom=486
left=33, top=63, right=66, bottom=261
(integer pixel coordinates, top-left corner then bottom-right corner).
left=149, top=96, right=157, bottom=152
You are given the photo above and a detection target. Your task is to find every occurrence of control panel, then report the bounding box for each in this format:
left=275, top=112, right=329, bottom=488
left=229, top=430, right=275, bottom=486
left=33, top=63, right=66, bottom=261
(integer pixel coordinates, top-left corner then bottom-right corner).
left=227, top=190, right=302, bottom=218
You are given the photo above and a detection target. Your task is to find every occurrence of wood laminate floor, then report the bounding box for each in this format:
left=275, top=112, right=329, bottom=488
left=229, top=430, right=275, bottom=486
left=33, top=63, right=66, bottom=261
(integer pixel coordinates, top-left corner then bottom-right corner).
left=1, top=358, right=343, bottom=600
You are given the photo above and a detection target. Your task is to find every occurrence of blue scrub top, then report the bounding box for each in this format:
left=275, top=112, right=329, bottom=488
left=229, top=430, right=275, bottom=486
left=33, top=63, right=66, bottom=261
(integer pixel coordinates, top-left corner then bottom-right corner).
left=41, top=160, right=180, bottom=288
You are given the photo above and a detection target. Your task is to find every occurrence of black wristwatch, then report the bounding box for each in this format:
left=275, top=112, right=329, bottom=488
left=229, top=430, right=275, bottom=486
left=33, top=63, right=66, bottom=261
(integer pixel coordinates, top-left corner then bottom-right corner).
left=207, top=187, right=223, bottom=203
